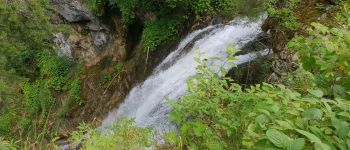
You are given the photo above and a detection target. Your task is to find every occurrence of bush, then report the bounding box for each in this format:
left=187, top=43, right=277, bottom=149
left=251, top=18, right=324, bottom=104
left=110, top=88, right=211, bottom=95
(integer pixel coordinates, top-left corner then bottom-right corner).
left=169, top=55, right=350, bottom=150
left=37, top=52, right=71, bottom=91
left=264, top=0, right=301, bottom=30
left=70, top=118, right=154, bottom=150
left=141, top=18, right=184, bottom=51
left=0, top=137, right=17, bottom=150
left=58, top=77, right=83, bottom=117
left=288, top=17, right=350, bottom=98
left=192, top=0, right=213, bottom=14
left=21, top=81, right=55, bottom=116
left=167, top=4, right=350, bottom=149
left=86, top=0, right=253, bottom=51
left=0, top=0, right=59, bottom=77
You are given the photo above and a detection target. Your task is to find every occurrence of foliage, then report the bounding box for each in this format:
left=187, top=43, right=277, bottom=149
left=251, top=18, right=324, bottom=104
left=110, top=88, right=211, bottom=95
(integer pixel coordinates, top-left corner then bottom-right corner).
left=142, top=18, right=184, bottom=51
left=37, top=52, right=71, bottom=91
left=167, top=3, right=350, bottom=150
left=0, top=137, right=17, bottom=150
left=85, top=0, right=106, bottom=16
left=288, top=10, right=350, bottom=98
left=169, top=55, right=350, bottom=149
left=69, top=77, right=83, bottom=106
left=0, top=71, right=22, bottom=136
left=108, top=0, right=139, bottom=25
left=192, top=0, right=213, bottom=14
left=58, top=76, right=83, bottom=117
left=101, top=63, right=125, bottom=86
left=85, top=0, right=257, bottom=51
left=264, top=0, right=301, bottom=30
left=283, top=69, right=314, bottom=94
left=22, top=81, right=54, bottom=116
left=0, top=0, right=61, bottom=77
left=70, top=118, right=154, bottom=150
left=0, top=0, right=77, bottom=147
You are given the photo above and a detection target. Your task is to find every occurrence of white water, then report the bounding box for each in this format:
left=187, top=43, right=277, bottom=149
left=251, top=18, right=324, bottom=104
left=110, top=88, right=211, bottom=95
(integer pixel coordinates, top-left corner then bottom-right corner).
left=101, top=15, right=269, bottom=131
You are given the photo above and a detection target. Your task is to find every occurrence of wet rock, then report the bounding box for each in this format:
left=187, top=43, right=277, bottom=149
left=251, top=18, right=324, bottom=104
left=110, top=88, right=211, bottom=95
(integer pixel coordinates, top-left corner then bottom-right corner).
left=53, top=33, right=73, bottom=60
left=50, top=0, right=112, bottom=63
left=211, top=16, right=223, bottom=25
left=86, top=21, right=107, bottom=31
left=50, top=0, right=93, bottom=23
left=92, top=32, right=109, bottom=50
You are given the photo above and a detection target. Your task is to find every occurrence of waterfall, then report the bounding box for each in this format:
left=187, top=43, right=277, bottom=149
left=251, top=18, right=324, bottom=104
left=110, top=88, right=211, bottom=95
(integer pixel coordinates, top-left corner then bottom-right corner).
left=101, top=15, right=270, bottom=131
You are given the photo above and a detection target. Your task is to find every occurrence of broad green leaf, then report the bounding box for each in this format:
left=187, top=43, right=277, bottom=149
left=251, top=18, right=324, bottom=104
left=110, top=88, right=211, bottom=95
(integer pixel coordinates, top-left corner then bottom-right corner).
left=308, top=89, right=324, bottom=98
left=266, top=129, right=290, bottom=148
left=229, top=56, right=238, bottom=61
left=302, top=108, right=323, bottom=120
left=332, top=85, right=346, bottom=98
left=255, top=139, right=281, bottom=150
left=258, top=109, right=271, bottom=117
left=296, top=129, right=331, bottom=150
left=338, top=112, right=350, bottom=120
left=295, top=129, right=322, bottom=143
left=220, top=67, right=228, bottom=75
left=276, top=120, right=294, bottom=130
left=286, top=138, right=305, bottom=150
left=256, top=114, right=269, bottom=124
left=331, top=117, right=350, bottom=137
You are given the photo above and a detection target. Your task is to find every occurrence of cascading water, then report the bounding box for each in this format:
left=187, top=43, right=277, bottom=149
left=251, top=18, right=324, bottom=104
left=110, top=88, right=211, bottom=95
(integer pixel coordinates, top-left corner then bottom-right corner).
left=101, top=15, right=270, bottom=131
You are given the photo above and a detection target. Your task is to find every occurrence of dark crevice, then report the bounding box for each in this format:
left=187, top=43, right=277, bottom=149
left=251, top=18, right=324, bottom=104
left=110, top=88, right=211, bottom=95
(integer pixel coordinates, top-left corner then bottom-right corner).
left=126, top=18, right=144, bottom=60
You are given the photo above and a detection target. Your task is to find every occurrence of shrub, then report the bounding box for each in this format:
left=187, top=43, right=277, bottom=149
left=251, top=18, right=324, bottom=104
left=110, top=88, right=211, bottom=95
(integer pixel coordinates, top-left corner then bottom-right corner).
left=70, top=118, right=154, bottom=150
left=0, top=0, right=59, bottom=77
left=37, top=52, right=71, bottom=91
left=141, top=18, right=183, bottom=51
left=69, top=77, right=83, bottom=106
left=0, top=137, right=17, bottom=150
left=169, top=55, right=350, bottom=150
left=21, top=81, right=55, bottom=116
left=85, top=0, right=106, bottom=16
left=167, top=4, right=350, bottom=149
left=192, top=0, right=213, bottom=14
left=264, top=0, right=301, bottom=30
left=58, top=77, right=83, bottom=118
left=288, top=19, right=350, bottom=98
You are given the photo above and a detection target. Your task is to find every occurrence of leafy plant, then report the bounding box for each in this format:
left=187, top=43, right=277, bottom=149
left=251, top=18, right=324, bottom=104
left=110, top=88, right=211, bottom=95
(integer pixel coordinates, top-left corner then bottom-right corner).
left=288, top=18, right=350, bottom=98
left=70, top=118, right=154, bottom=150
left=168, top=9, right=350, bottom=148
left=264, top=0, right=301, bottom=30
left=37, top=52, right=71, bottom=91
left=0, top=137, right=17, bottom=150
left=142, top=18, right=184, bottom=51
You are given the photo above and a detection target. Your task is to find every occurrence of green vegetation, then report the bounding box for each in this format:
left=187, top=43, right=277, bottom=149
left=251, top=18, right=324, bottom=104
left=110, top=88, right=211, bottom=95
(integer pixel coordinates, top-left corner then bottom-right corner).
left=141, top=18, right=185, bottom=51
left=0, top=0, right=82, bottom=148
left=0, top=137, right=16, bottom=150
left=264, top=0, right=301, bottom=30
left=167, top=2, right=350, bottom=150
left=1, top=0, right=349, bottom=149
left=288, top=8, right=350, bottom=98
left=72, top=2, right=350, bottom=149
left=70, top=118, right=154, bottom=150
left=86, top=0, right=259, bottom=51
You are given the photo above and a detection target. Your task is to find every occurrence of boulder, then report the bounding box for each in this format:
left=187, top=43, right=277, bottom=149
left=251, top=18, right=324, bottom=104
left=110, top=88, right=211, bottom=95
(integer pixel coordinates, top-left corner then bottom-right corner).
left=53, top=33, right=73, bottom=60
left=92, top=32, right=109, bottom=50
left=50, top=0, right=93, bottom=23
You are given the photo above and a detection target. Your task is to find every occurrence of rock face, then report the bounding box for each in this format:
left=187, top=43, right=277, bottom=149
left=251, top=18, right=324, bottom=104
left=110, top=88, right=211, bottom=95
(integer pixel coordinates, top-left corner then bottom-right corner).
left=53, top=33, right=73, bottom=60
left=50, top=0, right=111, bottom=63
left=50, top=0, right=93, bottom=23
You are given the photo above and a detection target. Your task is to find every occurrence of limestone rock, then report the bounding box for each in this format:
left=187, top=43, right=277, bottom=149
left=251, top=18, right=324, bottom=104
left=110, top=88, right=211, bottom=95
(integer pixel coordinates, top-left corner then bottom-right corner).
left=50, top=0, right=93, bottom=23
left=53, top=33, right=73, bottom=60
